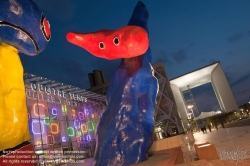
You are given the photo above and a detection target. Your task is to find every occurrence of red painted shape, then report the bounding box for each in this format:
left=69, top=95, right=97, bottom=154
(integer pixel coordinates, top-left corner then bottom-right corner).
left=43, top=17, right=51, bottom=39
left=41, top=16, right=51, bottom=41
left=66, top=26, right=149, bottom=60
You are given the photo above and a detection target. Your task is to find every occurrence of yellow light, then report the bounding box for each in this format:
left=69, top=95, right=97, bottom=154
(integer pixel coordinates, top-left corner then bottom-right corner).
left=33, top=103, right=46, bottom=117
left=35, top=150, right=44, bottom=155
left=92, top=114, right=94, bottom=118
left=50, top=123, right=59, bottom=134
left=36, top=137, right=45, bottom=147
left=198, top=144, right=211, bottom=148
left=62, top=105, right=67, bottom=112
left=72, top=109, right=76, bottom=116
left=81, top=124, right=87, bottom=133
left=36, top=141, right=42, bottom=147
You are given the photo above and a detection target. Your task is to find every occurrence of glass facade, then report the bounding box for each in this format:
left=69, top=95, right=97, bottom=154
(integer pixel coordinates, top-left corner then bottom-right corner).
left=24, top=74, right=106, bottom=165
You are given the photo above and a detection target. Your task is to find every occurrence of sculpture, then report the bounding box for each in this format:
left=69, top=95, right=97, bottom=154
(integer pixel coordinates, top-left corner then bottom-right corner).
left=66, top=1, right=158, bottom=165
left=67, top=26, right=149, bottom=60
left=0, top=0, right=50, bottom=165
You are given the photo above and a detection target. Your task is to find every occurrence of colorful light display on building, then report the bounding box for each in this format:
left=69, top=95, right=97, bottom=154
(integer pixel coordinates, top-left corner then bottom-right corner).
left=24, top=73, right=106, bottom=164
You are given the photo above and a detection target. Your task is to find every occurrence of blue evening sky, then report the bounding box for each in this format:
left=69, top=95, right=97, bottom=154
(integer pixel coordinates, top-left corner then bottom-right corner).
left=20, top=0, right=250, bottom=112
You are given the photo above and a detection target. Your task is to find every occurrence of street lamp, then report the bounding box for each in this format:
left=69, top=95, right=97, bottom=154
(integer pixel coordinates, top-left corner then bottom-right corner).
left=187, top=105, right=194, bottom=120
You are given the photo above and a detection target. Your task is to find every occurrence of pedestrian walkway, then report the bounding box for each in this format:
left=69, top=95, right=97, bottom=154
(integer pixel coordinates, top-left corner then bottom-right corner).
left=193, top=126, right=250, bottom=160
left=176, top=126, right=250, bottom=166
left=61, top=126, right=250, bottom=166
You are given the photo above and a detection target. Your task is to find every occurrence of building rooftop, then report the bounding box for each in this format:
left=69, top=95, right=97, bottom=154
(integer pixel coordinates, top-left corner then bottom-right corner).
left=24, top=73, right=106, bottom=102
left=170, top=62, right=220, bottom=91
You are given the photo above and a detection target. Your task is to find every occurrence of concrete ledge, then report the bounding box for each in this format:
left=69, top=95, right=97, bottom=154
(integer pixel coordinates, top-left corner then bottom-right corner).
left=149, top=135, right=185, bottom=152
left=196, top=143, right=219, bottom=160
left=149, top=133, right=195, bottom=152
left=194, top=142, right=209, bottom=153
left=133, top=146, right=183, bottom=166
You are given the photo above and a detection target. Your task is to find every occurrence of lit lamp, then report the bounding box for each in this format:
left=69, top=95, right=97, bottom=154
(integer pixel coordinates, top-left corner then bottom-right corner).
left=187, top=105, right=194, bottom=120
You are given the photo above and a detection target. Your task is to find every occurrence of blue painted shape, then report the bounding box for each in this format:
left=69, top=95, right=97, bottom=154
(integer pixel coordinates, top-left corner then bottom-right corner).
left=0, top=0, right=50, bottom=56
left=94, top=1, right=158, bottom=166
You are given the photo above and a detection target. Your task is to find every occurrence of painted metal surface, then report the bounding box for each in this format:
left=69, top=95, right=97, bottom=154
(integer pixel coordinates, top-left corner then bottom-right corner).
left=0, top=0, right=50, bottom=56
left=0, top=1, right=50, bottom=164
left=67, top=26, right=149, bottom=60
left=94, top=2, right=158, bottom=165
left=67, top=1, right=158, bottom=165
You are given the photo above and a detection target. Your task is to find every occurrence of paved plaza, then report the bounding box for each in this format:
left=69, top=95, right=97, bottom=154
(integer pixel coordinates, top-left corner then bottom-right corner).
left=193, top=125, right=250, bottom=160
left=60, top=125, right=250, bottom=166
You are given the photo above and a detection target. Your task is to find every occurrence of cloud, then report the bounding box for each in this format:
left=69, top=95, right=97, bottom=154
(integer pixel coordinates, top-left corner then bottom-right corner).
left=171, top=42, right=195, bottom=64
left=54, top=59, right=90, bottom=89
left=227, top=33, right=243, bottom=43
left=21, top=54, right=89, bottom=89
left=154, top=51, right=173, bottom=66
left=225, top=51, right=232, bottom=56
left=210, top=59, right=217, bottom=63
left=33, top=0, right=76, bottom=21
left=200, top=58, right=217, bottom=64
left=195, top=92, right=219, bottom=112
left=188, top=42, right=196, bottom=48
left=231, top=78, right=250, bottom=106
left=231, top=73, right=250, bottom=87
left=229, top=73, right=250, bottom=105
left=247, top=31, right=250, bottom=36
left=200, top=59, right=206, bottom=63
left=172, top=49, right=187, bottom=64
left=184, top=83, right=220, bottom=114
left=90, top=58, right=120, bottom=82
left=224, top=72, right=234, bottom=84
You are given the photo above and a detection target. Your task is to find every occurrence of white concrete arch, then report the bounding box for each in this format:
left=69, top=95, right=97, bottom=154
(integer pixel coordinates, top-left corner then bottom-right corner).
left=170, top=62, right=238, bottom=128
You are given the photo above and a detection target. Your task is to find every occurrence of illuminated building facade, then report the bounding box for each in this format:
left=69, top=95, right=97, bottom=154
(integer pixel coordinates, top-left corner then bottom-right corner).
left=24, top=73, right=106, bottom=164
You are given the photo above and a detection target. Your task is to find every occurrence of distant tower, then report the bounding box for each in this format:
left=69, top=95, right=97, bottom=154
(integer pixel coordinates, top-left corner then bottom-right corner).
left=88, top=70, right=109, bottom=95
left=152, top=62, right=184, bottom=137
left=88, top=70, right=106, bottom=87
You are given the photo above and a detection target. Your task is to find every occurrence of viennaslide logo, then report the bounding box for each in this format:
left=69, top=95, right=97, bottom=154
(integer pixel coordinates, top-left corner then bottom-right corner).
left=219, top=146, right=247, bottom=164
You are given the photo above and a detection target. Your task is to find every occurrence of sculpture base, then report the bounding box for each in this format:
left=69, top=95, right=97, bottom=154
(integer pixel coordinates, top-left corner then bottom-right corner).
left=149, top=133, right=195, bottom=152
left=133, top=146, right=183, bottom=166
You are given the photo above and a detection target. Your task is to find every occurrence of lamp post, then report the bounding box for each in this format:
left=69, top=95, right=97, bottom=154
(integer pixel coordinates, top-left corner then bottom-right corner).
left=187, top=105, right=196, bottom=131
left=187, top=105, right=194, bottom=119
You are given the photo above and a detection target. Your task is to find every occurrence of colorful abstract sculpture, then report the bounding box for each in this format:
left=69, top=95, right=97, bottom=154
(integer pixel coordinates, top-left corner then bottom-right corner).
left=67, top=1, right=158, bottom=166
left=67, top=26, right=149, bottom=60
left=0, top=0, right=50, bottom=165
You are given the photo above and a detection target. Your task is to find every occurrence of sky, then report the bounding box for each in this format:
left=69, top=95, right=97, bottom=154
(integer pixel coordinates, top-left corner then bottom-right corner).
left=20, top=0, right=250, bottom=112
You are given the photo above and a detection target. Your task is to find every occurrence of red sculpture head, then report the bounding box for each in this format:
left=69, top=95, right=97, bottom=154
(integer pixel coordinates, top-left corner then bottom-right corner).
left=66, top=26, right=149, bottom=60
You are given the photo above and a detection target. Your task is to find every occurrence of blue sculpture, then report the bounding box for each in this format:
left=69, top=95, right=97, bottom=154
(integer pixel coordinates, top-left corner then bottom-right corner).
left=66, top=1, right=158, bottom=165
left=94, top=2, right=158, bottom=165
left=0, top=0, right=51, bottom=56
